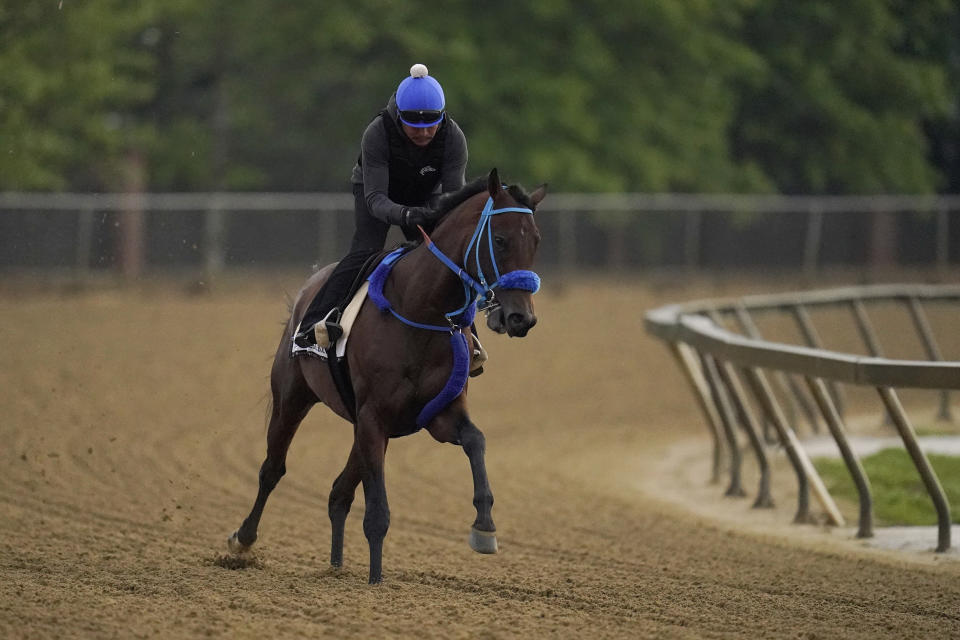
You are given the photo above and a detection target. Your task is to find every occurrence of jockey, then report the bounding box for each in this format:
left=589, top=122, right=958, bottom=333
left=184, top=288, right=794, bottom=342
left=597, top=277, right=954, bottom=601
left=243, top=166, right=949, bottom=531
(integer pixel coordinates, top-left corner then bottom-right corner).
left=294, top=64, right=486, bottom=373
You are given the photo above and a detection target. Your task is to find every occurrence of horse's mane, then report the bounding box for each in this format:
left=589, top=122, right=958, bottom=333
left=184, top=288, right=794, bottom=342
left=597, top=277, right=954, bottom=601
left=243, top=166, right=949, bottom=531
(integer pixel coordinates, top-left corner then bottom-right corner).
left=432, top=177, right=535, bottom=218
left=395, top=176, right=535, bottom=252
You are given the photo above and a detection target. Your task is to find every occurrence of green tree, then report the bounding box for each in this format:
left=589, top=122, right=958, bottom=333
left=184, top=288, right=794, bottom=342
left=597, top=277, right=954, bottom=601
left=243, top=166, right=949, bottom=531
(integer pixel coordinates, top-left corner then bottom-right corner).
left=0, top=0, right=156, bottom=190
left=3, top=0, right=958, bottom=197
left=434, top=0, right=769, bottom=193
left=733, top=0, right=954, bottom=194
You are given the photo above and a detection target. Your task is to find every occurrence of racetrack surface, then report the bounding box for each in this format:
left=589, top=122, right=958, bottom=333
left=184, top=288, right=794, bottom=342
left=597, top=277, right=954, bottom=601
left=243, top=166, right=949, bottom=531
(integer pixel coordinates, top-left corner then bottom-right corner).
left=2, top=275, right=959, bottom=639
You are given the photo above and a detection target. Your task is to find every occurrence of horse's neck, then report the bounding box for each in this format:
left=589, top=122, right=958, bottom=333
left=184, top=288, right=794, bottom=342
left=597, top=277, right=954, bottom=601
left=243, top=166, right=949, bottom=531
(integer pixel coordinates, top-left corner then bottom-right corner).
left=388, top=212, right=473, bottom=322
left=389, top=227, right=471, bottom=320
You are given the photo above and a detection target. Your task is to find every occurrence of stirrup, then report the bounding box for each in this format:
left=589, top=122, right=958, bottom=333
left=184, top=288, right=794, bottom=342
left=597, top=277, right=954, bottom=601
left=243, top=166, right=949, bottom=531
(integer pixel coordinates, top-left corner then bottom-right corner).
left=293, top=322, right=317, bottom=348
left=470, top=333, right=488, bottom=377
left=314, top=308, right=343, bottom=349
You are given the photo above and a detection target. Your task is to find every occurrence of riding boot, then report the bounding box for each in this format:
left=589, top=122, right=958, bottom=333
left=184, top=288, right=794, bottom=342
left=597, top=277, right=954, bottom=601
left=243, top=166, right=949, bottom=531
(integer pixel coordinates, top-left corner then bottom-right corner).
left=315, top=308, right=343, bottom=348
left=293, top=322, right=317, bottom=348
left=294, top=308, right=343, bottom=349
left=469, top=331, right=488, bottom=377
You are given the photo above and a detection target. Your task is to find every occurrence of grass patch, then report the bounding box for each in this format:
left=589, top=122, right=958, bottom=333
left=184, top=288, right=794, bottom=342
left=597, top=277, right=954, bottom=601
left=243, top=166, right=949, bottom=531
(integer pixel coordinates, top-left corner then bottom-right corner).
left=913, top=423, right=958, bottom=437
left=814, top=448, right=960, bottom=526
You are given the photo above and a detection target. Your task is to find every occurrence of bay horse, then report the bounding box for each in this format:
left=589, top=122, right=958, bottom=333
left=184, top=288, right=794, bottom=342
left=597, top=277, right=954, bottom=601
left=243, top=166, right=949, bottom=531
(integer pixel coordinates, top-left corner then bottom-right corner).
left=228, top=168, right=545, bottom=584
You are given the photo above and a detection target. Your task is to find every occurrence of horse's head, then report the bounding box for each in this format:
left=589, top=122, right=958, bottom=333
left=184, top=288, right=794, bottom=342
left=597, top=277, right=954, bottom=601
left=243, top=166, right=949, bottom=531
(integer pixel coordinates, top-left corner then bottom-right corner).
left=474, top=169, right=546, bottom=337
left=427, top=168, right=546, bottom=337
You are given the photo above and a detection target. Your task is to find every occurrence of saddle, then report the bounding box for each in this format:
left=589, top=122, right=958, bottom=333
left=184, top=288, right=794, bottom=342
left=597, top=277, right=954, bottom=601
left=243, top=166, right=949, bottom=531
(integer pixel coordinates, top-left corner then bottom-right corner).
left=291, top=250, right=387, bottom=422
left=291, top=250, right=386, bottom=360
left=290, top=247, right=486, bottom=423
left=290, top=281, right=371, bottom=361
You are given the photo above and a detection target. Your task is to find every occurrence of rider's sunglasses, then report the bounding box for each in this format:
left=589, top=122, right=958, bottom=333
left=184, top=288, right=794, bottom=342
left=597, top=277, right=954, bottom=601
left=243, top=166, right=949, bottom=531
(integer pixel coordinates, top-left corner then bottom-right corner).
left=399, top=109, right=444, bottom=124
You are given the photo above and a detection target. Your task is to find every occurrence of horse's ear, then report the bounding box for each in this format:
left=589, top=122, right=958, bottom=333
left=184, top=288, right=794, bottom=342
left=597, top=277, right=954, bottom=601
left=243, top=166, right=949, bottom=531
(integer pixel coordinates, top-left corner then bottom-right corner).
left=487, top=168, right=501, bottom=197
left=529, top=183, right=548, bottom=208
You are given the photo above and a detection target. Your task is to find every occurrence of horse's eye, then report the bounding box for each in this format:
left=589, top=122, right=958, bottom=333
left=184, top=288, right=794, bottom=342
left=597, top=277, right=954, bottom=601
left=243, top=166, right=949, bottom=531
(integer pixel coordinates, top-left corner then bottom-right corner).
left=494, top=235, right=507, bottom=250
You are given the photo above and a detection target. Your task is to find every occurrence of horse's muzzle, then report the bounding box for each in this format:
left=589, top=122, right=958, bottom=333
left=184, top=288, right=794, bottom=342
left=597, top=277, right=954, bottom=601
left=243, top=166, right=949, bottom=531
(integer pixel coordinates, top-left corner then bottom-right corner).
left=506, top=312, right=537, bottom=337
left=486, top=308, right=537, bottom=337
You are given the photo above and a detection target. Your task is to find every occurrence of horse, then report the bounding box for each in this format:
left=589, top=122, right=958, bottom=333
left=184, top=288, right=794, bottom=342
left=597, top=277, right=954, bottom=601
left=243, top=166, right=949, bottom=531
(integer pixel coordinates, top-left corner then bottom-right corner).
left=228, top=168, right=546, bottom=584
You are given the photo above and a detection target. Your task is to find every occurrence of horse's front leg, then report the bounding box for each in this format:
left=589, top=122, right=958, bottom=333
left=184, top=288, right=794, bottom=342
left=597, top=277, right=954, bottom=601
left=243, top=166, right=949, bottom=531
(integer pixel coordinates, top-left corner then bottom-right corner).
left=355, top=410, right=390, bottom=584
left=459, top=416, right=498, bottom=553
left=428, top=410, right=498, bottom=554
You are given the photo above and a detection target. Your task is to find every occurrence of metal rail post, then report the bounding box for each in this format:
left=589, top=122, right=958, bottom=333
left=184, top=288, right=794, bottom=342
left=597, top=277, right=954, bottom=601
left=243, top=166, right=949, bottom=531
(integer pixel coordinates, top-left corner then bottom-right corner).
left=734, top=304, right=820, bottom=438
left=707, top=309, right=774, bottom=505
left=802, top=203, right=823, bottom=278
left=906, top=297, right=952, bottom=421
left=850, top=298, right=891, bottom=427
left=75, top=203, right=94, bottom=286
left=683, top=210, right=701, bottom=273
left=557, top=210, right=577, bottom=286
left=204, top=194, right=226, bottom=282
left=669, top=343, right=726, bottom=484
left=714, top=361, right=775, bottom=507
left=936, top=206, right=949, bottom=281
left=701, top=354, right=747, bottom=497
left=792, top=304, right=845, bottom=419
left=805, top=377, right=874, bottom=539
left=876, top=387, right=952, bottom=552
left=849, top=299, right=883, bottom=357
left=743, top=368, right=845, bottom=526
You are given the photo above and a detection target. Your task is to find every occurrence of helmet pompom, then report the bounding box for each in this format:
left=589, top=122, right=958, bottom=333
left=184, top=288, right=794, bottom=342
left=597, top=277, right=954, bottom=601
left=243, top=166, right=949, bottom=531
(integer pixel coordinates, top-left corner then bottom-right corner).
left=410, top=64, right=429, bottom=78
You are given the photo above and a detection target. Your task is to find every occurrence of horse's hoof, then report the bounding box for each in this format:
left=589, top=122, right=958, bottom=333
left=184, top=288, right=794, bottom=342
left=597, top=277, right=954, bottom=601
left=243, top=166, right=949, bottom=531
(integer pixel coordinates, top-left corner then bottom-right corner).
left=469, top=527, right=498, bottom=554
left=227, top=529, right=253, bottom=554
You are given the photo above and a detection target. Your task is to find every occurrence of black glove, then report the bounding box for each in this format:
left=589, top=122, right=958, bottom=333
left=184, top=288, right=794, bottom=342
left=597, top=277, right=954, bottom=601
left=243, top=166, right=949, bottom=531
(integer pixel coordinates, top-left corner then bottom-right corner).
left=401, top=206, right=438, bottom=229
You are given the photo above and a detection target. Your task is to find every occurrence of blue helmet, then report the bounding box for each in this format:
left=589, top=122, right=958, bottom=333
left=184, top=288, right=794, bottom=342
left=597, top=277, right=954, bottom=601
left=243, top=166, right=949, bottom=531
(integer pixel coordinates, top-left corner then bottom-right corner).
left=396, top=64, right=445, bottom=128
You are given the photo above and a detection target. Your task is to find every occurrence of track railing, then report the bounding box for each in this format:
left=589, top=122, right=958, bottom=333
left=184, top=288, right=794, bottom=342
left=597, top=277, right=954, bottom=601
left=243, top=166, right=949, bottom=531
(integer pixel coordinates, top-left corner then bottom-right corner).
left=645, top=283, right=960, bottom=552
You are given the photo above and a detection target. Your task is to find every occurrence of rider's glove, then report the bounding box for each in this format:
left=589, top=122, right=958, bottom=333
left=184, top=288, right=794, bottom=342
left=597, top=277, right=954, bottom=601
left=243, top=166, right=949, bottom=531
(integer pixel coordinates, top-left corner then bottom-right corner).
left=401, top=206, right=438, bottom=229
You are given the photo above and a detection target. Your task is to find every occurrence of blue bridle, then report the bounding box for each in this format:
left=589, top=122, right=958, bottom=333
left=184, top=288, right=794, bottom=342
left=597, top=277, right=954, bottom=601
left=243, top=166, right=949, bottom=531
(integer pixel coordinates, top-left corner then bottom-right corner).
left=424, top=195, right=541, bottom=324
left=367, top=195, right=541, bottom=332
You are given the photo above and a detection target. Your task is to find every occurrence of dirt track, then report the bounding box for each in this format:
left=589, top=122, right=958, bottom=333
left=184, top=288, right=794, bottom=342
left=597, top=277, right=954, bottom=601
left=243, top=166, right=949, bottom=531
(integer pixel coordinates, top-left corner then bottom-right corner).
left=2, top=275, right=959, bottom=639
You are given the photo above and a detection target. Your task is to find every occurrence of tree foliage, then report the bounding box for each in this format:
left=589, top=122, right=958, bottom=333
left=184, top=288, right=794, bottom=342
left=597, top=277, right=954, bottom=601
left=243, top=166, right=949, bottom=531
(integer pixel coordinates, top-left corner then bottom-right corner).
left=0, top=0, right=156, bottom=190
left=733, top=0, right=954, bottom=193
left=2, top=0, right=957, bottom=194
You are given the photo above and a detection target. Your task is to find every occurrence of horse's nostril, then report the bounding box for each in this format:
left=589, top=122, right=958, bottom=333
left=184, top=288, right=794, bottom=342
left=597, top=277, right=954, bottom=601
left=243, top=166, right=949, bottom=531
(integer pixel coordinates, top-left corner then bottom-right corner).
left=507, top=313, right=535, bottom=335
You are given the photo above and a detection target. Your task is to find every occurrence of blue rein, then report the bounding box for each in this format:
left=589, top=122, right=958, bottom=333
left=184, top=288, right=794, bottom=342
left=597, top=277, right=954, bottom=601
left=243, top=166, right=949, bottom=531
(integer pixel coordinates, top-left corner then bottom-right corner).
left=366, top=195, right=541, bottom=428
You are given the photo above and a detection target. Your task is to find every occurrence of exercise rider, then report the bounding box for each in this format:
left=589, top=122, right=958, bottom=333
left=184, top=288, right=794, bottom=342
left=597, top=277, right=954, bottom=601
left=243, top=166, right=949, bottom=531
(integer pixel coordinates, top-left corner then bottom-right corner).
left=294, top=64, right=488, bottom=372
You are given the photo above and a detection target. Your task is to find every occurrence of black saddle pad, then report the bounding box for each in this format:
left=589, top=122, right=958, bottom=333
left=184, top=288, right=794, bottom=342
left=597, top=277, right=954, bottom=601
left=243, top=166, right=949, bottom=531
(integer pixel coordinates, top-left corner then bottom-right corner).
left=302, top=249, right=389, bottom=329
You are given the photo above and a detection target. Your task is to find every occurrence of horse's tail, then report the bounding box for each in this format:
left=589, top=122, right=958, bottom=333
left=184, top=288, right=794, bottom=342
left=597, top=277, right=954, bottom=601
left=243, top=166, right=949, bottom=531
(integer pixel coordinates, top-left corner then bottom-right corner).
left=263, top=291, right=296, bottom=434
left=263, top=390, right=273, bottom=435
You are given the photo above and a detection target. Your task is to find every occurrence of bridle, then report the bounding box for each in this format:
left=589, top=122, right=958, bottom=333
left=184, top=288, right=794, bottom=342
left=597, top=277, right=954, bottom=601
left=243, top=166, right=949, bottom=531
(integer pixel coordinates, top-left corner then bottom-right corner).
left=422, top=195, right=541, bottom=325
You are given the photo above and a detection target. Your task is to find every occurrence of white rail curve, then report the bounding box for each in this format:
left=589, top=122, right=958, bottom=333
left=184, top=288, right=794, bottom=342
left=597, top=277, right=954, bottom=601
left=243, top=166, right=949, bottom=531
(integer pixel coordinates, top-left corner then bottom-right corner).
left=644, top=283, right=959, bottom=552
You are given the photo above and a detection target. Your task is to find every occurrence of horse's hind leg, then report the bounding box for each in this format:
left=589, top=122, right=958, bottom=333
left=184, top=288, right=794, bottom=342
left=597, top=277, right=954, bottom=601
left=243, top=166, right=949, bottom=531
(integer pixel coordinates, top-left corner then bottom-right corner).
left=328, top=441, right=363, bottom=568
left=228, top=373, right=314, bottom=553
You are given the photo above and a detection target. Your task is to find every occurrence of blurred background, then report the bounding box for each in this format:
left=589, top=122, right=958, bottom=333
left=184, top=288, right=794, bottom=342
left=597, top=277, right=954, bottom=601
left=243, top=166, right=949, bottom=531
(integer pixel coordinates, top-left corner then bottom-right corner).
left=1, top=0, right=959, bottom=280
